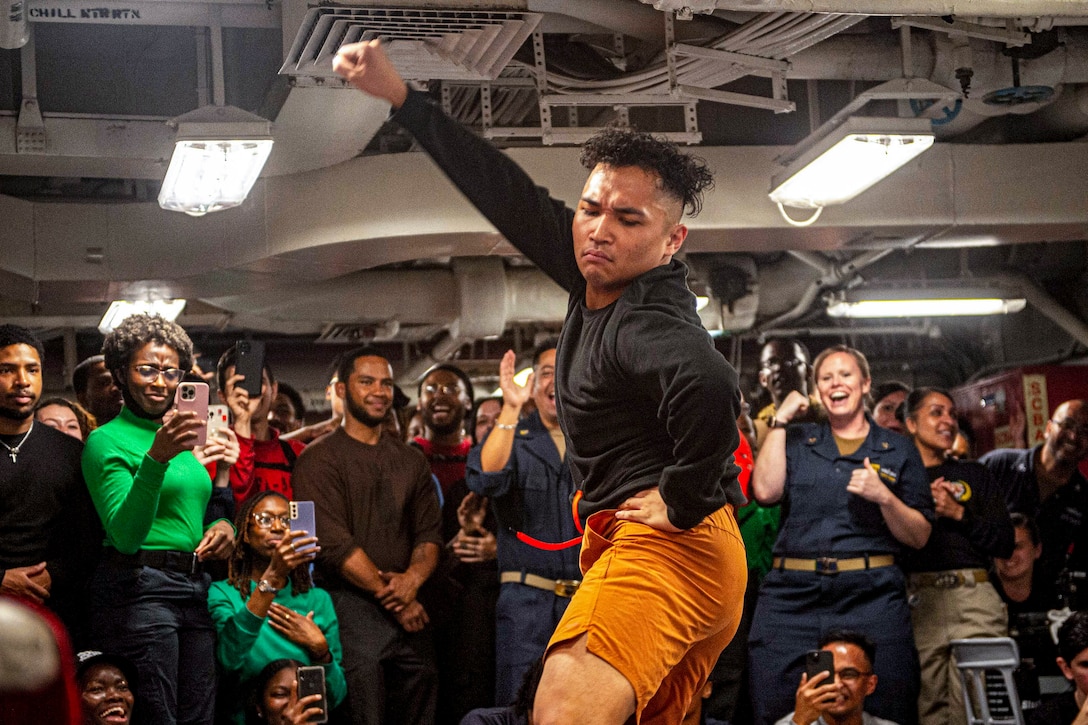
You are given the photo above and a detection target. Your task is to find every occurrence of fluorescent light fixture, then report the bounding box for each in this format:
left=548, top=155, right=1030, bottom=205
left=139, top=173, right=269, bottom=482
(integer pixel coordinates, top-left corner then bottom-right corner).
left=99, top=299, right=187, bottom=334
left=827, top=297, right=1025, bottom=318
left=914, top=235, right=1002, bottom=249
left=770, top=117, right=934, bottom=209
left=158, top=105, right=273, bottom=217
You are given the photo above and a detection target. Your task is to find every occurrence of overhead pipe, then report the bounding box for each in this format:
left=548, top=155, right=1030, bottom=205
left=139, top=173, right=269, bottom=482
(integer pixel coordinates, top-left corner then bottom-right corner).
left=991, top=271, right=1088, bottom=349
left=755, top=249, right=895, bottom=332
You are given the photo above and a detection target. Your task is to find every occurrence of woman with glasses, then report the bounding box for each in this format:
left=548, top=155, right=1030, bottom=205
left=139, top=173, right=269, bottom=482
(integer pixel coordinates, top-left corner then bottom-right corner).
left=209, top=491, right=346, bottom=725
left=749, top=345, right=934, bottom=725
left=82, top=313, right=239, bottom=725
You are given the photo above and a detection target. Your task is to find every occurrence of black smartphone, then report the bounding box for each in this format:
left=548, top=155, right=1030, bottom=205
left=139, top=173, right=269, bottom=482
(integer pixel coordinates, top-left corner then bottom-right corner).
left=806, top=649, right=834, bottom=683
left=233, top=340, right=266, bottom=398
left=296, top=665, right=328, bottom=723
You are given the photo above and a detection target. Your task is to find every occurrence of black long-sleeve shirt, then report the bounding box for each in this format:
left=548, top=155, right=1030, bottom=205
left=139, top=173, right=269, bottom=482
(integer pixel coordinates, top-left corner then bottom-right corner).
left=901, top=458, right=1015, bottom=572
left=393, top=90, right=743, bottom=529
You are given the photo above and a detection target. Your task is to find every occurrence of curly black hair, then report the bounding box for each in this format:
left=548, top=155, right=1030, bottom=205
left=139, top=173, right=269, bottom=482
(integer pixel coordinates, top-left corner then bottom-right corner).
left=101, top=314, right=193, bottom=377
left=228, top=490, right=313, bottom=599
left=579, top=127, right=714, bottom=217
left=0, top=324, right=44, bottom=362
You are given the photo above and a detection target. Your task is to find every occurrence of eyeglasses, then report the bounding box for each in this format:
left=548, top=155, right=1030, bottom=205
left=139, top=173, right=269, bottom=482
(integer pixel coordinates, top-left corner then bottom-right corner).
left=836, top=668, right=871, bottom=682
left=1051, top=419, right=1088, bottom=438
left=423, top=383, right=462, bottom=397
left=132, top=364, right=184, bottom=384
left=252, top=512, right=291, bottom=529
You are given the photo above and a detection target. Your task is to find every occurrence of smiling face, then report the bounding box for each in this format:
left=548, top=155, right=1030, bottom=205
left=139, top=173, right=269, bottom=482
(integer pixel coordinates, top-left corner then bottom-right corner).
left=906, top=392, right=958, bottom=463
left=821, top=641, right=877, bottom=718
left=338, top=355, right=393, bottom=428
left=257, top=665, right=297, bottom=725
left=572, top=164, right=686, bottom=309
left=995, top=525, right=1041, bottom=582
left=80, top=663, right=134, bottom=725
left=815, top=352, right=871, bottom=424
left=532, top=349, right=558, bottom=426
left=124, top=342, right=181, bottom=418
left=419, top=369, right=471, bottom=438
left=1044, top=400, right=1088, bottom=466
left=37, top=403, right=83, bottom=440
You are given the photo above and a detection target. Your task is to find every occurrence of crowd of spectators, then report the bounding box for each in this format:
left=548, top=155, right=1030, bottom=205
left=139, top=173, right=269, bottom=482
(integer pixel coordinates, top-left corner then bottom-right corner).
left=2, top=318, right=1087, bottom=725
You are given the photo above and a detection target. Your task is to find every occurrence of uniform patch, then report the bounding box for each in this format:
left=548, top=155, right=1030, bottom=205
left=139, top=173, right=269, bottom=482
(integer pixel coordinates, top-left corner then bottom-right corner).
left=947, top=479, right=971, bottom=502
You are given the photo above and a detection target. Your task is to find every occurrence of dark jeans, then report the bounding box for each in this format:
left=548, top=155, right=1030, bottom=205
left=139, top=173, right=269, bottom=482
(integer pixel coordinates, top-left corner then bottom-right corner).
left=494, top=582, right=571, bottom=706
left=90, top=562, right=216, bottom=725
left=329, top=588, right=437, bottom=725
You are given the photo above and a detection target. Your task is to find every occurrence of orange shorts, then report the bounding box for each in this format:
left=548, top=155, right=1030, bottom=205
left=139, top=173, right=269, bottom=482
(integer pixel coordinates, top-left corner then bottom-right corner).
left=545, top=505, right=748, bottom=724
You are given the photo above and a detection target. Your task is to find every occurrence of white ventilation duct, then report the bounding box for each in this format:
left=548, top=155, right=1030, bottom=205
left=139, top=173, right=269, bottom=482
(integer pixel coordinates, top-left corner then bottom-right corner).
left=0, top=0, right=28, bottom=49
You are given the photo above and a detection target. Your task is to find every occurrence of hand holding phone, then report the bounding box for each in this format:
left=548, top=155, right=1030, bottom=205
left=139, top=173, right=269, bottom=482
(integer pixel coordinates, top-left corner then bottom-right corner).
left=290, top=501, right=318, bottom=553
left=295, top=665, right=328, bottom=724
left=805, top=649, right=834, bottom=684
left=233, top=340, right=266, bottom=398
left=174, top=382, right=210, bottom=447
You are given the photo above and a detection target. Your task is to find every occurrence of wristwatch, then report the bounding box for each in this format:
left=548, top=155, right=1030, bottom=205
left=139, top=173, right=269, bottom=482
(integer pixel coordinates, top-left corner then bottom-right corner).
left=767, top=415, right=785, bottom=429
left=257, top=579, right=281, bottom=594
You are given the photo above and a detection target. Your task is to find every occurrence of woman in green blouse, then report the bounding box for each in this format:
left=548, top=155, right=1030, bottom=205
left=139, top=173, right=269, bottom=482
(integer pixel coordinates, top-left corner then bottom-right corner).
left=209, top=491, right=347, bottom=724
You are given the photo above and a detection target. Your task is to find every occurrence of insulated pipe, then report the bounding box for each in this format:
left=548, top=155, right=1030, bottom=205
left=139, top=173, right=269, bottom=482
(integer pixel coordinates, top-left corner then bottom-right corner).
left=992, top=272, right=1088, bottom=349
left=755, top=249, right=895, bottom=331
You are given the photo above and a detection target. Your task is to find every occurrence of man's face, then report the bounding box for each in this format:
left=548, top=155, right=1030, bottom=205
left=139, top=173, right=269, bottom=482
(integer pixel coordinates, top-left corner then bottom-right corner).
left=874, top=390, right=908, bottom=434
left=532, top=349, right=558, bottom=426
left=572, top=164, right=685, bottom=303
left=995, top=526, right=1041, bottom=581
left=80, top=360, right=122, bottom=423
left=758, top=341, right=809, bottom=404
left=268, top=392, right=300, bottom=434
left=474, top=398, right=502, bottom=443
left=1057, top=645, right=1088, bottom=697
left=0, top=343, right=42, bottom=423
left=822, top=641, right=877, bottom=718
left=419, top=369, right=471, bottom=437
left=1044, top=401, right=1088, bottom=466
left=338, top=356, right=393, bottom=428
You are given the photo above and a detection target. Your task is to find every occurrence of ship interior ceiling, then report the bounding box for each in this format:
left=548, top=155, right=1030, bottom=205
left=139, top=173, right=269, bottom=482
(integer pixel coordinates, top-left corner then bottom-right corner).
left=1, top=0, right=1088, bottom=411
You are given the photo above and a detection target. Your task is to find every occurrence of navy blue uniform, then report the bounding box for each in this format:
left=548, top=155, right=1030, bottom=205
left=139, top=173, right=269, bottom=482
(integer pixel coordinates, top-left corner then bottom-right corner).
left=466, top=411, right=581, bottom=705
left=749, top=418, right=934, bottom=725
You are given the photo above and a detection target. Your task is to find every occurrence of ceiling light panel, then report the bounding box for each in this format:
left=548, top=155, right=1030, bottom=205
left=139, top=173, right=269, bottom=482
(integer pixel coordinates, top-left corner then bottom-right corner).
left=281, top=7, right=542, bottom=82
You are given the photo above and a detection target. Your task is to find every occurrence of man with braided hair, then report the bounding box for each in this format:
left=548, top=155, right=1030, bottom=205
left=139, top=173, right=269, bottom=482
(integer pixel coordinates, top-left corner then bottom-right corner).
left=333, top=40, right=747, bottom=724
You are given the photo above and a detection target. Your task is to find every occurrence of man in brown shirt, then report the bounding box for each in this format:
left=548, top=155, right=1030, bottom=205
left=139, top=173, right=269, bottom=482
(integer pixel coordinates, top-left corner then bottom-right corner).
left=292, top=346, right=443, bottom=725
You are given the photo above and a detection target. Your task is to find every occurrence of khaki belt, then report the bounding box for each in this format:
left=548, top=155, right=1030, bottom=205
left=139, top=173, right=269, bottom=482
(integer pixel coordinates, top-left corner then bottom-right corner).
left=773, top=554, right=895, bottom=575
left=909, top=569, right=988, bottom=589
left=500, top=571, right=581, bottom=598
